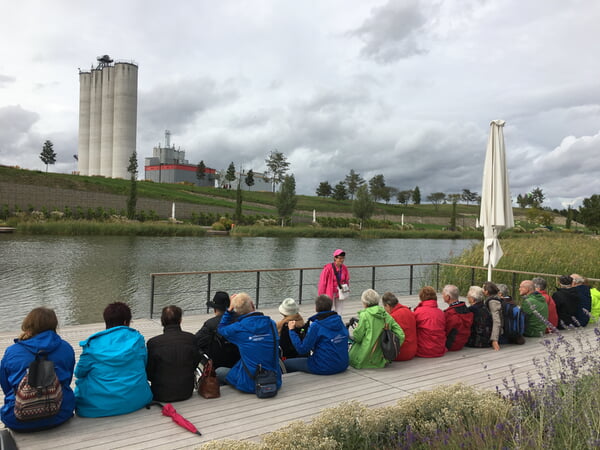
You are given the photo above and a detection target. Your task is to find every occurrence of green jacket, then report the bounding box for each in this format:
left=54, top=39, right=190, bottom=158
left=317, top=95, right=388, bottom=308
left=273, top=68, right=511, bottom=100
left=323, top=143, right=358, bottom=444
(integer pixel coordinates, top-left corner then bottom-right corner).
left=521, top=292, right=549, bottom=337
left=349, top=305, right=405, bottom=369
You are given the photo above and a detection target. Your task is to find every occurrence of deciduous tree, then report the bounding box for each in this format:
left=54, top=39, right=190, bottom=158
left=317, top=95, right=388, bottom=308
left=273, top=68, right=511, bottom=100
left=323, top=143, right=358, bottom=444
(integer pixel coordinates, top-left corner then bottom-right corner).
left=579, top=194, right=600, bottom=233
left=275, top=174, right=297, bottom=226
left=353, top=185, right=374, bottom=229
left=265, top=150, right=290, bottom=192
left=368, top=174, right=387, bottom=202
left=126, top=151, right=138, bottom=220
left=461, top=189, right=478, bottom=205
left=396, top=190, right=412, bottom=205
left=427, top=192, right=446, bottom=211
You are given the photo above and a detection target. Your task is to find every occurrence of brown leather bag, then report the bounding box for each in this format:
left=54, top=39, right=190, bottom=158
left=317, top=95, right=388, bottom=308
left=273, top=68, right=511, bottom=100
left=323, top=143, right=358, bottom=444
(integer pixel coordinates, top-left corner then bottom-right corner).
left=197, top=359, right=220, bottom=399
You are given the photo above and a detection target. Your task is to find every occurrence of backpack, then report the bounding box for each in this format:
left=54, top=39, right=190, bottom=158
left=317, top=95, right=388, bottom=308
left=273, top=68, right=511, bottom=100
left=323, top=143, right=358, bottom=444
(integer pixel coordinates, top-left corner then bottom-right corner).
left=14, top=351, right=63, bottom=421
left=467, top=302, right=493, bottom=348
left=500, top=300, right=526, bottom=344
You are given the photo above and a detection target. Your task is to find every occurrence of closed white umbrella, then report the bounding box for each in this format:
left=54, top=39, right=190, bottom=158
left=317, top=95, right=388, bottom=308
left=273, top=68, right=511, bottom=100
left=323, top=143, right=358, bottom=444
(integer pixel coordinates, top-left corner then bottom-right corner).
left=480, top=120, right=514, bottom=281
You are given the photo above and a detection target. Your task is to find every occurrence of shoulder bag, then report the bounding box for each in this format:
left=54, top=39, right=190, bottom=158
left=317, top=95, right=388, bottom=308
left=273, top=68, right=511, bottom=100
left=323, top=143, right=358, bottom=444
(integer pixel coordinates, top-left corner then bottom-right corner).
left=197, top=359, right=220, bottom=399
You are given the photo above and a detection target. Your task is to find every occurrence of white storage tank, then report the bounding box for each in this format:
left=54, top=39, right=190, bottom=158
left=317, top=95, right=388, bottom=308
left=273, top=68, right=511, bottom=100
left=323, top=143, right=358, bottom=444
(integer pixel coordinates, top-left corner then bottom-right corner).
left=100, top=65, right=115, bottom=177
left=77, top=71, right=91, bottom=176
left=88, top=69, right=103, bottom=176
left=112, top=62, right=138, bottom=179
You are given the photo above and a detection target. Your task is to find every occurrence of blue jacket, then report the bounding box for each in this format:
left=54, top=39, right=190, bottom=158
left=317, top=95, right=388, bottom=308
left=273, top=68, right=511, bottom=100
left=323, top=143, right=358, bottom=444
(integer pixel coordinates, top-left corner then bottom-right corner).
left=74, top=326, right=153, bottom=417
left=289, top=311, right=349, bottom=375
left=573, top=285, right=592, bottom=327
left=0, top=330, right=75, bottom=431
left=218, top=311, right=282, bottom=393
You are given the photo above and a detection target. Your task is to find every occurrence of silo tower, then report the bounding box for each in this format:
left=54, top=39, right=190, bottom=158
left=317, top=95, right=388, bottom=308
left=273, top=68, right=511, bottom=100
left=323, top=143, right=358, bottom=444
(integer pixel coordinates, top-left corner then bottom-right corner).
left=77, top=55, right=138, bottom=179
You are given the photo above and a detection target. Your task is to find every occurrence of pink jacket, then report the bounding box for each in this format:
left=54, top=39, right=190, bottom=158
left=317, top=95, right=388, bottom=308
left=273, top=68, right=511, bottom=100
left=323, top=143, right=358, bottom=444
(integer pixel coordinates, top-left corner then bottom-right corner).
left=318, top=263, right=349, bottom=300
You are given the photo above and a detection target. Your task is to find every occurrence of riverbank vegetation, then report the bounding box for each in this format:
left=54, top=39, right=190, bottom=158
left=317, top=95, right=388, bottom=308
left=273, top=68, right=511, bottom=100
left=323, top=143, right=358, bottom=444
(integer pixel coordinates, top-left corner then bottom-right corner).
left=201, top=325, right=600, bottom=449
left=435, top=234, right=600, bottom=294
left=11, top=220, right=207, bottom=236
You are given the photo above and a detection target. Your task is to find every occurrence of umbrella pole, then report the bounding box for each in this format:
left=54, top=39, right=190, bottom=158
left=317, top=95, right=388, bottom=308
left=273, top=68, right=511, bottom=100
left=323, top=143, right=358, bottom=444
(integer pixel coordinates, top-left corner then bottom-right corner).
left=487, top=262, right=492, bottom=282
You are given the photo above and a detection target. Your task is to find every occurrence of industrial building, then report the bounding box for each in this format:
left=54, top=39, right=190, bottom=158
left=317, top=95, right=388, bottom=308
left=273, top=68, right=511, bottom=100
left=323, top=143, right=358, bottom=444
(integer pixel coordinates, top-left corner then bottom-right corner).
left=77, top=55, right=138, bottom=179
left=144, top=131, right=216, bottom=186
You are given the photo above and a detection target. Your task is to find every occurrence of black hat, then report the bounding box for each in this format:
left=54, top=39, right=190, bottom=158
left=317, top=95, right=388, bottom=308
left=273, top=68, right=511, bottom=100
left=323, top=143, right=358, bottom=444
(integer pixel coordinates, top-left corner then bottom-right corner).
left=207, top=291, right=230, bottom=310
left=559, top=275, right=573, bottom=286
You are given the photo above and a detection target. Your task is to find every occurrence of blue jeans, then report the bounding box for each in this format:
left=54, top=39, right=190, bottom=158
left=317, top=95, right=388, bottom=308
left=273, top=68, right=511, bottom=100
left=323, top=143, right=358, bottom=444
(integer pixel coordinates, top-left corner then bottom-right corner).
left=215, top=367, right=230, bottom=385
left=284, top=357, right=310, bottom=373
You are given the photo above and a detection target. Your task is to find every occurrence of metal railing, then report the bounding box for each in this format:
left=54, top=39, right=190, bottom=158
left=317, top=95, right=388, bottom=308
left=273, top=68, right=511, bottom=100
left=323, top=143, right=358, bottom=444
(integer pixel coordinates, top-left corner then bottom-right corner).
left=148, top=263, right=597, bottom=319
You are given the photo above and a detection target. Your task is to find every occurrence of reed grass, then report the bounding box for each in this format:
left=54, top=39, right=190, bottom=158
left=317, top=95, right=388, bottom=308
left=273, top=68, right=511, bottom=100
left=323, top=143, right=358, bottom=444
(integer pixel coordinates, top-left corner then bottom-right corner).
left=433, top=234, right=600, bottom=295
left=12, top=220, right=207, bottom=236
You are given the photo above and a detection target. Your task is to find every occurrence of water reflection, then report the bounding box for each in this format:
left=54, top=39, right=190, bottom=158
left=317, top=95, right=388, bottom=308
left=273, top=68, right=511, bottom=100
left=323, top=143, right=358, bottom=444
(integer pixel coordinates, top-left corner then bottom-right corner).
left=0, top=235, right=476, bottom=331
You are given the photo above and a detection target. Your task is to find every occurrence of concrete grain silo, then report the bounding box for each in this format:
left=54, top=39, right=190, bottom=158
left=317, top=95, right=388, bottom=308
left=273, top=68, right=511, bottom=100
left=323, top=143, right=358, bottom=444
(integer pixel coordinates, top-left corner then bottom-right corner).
left=99, top=65, right=114, bottom=177
left=77, top=72, right=91, bottom=176
left=112, top=62, right=138, bottom=179
left=77, top=55, right=138, bottom=179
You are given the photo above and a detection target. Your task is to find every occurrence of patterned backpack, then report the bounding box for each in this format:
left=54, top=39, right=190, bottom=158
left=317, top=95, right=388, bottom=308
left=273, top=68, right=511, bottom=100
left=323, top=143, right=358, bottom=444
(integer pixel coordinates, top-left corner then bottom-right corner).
left=14, top=351, right=63, bottom=421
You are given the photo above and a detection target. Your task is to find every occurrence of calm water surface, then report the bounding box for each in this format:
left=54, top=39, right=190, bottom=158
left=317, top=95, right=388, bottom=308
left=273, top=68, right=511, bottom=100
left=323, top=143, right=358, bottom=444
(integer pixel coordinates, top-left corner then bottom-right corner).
left=0, top=235, right=476, bottom=331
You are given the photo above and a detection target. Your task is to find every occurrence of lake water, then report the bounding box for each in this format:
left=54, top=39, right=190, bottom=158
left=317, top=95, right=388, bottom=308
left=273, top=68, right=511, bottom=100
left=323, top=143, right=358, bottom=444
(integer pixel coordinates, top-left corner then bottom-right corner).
left=0, top=235, right=477, bottom=331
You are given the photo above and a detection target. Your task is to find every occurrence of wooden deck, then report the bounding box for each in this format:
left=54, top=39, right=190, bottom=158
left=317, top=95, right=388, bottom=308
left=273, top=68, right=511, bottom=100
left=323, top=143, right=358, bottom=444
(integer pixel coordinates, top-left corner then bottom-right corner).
left=0, top=296, right=593, bottom=449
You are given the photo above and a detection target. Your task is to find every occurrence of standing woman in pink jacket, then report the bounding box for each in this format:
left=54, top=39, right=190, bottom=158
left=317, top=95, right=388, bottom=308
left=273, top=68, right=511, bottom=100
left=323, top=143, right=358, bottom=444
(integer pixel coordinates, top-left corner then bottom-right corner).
left=318, top=249, right=350, bottom=315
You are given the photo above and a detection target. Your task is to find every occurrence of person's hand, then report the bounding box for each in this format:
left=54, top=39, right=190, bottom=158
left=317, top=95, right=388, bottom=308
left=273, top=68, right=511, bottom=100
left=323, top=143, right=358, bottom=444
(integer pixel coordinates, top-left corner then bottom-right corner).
left=288, top=320, right=296, bottom=329
left=228, top=294, right=237, bottom=312
left=492, top=340, right=500, bottom=351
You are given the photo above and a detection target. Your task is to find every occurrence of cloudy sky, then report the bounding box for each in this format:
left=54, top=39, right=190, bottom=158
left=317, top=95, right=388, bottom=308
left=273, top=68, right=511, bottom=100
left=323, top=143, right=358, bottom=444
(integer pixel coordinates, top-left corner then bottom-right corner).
left=1, top=0, right=599, bottom=209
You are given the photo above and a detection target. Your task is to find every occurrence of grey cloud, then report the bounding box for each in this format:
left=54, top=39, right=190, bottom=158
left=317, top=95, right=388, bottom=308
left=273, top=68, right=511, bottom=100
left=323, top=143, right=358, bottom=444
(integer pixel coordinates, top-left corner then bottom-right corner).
left=139, top=77, right=240, bottom=132
left=0, top=74, right=16, bottom=88
left=350, top=0, right=430, bottom=63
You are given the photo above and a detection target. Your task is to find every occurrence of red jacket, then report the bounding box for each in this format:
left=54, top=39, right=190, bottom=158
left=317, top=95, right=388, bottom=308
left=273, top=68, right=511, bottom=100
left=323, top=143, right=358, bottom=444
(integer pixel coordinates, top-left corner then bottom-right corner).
left=444, top=302, right=474, bottom=351
left=414, top=300, right=447, bottom=358
left=388, top=303, right=417, bottom=361
left=539, top=290, right=559, bottom=330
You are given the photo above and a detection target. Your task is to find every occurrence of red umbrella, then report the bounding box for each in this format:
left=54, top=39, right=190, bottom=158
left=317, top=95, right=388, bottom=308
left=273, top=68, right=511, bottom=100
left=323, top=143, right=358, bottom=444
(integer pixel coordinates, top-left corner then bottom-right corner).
left=147, top=402, right=202, bottom=436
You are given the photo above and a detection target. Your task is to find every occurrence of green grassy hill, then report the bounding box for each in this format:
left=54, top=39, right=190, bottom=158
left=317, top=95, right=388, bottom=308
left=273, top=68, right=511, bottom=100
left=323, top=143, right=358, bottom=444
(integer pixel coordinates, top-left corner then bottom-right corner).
left=0, top=165, right=524, bottom=220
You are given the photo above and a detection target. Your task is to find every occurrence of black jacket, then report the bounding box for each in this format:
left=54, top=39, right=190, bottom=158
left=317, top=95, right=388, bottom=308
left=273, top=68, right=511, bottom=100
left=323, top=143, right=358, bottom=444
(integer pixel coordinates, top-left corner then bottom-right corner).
left=146, top=324, right=201, bottom=402
left=195, top=315, right=240, bottom=369
left=552, top=288, right=580, bottom=329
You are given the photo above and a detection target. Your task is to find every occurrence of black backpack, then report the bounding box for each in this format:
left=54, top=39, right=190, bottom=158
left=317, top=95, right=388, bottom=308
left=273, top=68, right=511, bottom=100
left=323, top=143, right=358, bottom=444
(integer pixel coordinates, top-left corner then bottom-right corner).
left=467, top=302, right=493, bottom=348
left=14, top=351, right=63, bottom=421
left=499, top=299, right=526, bottom=344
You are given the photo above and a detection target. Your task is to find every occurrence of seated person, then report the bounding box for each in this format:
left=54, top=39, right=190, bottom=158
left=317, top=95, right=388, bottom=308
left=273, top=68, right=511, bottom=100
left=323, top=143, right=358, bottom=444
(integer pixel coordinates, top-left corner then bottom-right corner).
left=552, top=275, right=580, bottom=329
left=276, top=298, right=307, bottom=359
left=194, top=291, right=240, bottom=368
left=215, top=293, right=282, bottom=393
left=349, top=289, right=404, bottom=369
left=413, top=286, right=446, bottom=358
left=532, top=277, right=559, bottom=331
left=466, top=286, right=493, bottom=349
left=482, top=282, right=503, bottom=351
left=283, top=295, right=348, bottom=375
left=147, top=305, right=201, bottom=402
left=442, top=284, right=473, bottom=351
left=381, top=291, right=417, bottom=361
left=1, top=307, right=76, bottom=432
left=518, top=280, right=549, bottom=337
left=587, top=278, right=600, bottom=324
left=75, top=302, right=152, bottom=417
left=571, top=274, right=592, bottom=327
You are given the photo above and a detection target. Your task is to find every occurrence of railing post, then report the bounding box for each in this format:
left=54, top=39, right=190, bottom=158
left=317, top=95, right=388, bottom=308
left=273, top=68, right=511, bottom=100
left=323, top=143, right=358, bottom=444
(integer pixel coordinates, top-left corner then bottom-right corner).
left=150, top=275, right=155, bottom=319
left=372, top=267, right=376, bottom=290
left=436, top=264, right=440, bottom=291
left=256, top=271, right=260, bottom=308
left=298, top=269, right=303, bottom=304
left=471, top=268, right=475, bottom=286
left=206, top=273, right=212, bottom=313
left=512, top=272, right=517, bottom=297
left=409, top=265, right=414, bottom=295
